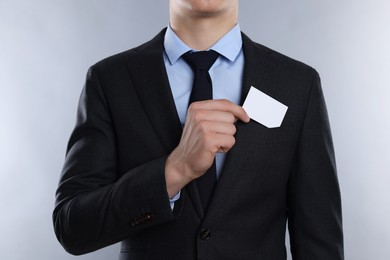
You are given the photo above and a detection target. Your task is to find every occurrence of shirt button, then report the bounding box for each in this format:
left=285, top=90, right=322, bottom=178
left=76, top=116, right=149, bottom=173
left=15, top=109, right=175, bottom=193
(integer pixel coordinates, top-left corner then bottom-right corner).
left=199, top=229, right=211, bottom=240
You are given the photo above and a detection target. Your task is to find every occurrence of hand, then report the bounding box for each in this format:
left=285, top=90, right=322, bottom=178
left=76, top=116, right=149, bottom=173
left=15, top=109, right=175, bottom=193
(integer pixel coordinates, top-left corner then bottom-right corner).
left=165, top=99, right=250, bottom=198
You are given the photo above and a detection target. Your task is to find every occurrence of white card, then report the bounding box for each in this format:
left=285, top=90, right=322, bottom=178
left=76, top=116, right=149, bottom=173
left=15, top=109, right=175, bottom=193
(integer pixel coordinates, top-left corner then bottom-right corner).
left=242, top=86, right=288, bottom=128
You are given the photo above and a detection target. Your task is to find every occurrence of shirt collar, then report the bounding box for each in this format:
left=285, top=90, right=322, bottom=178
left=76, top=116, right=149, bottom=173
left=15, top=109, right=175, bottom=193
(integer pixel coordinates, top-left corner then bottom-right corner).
left=164, top=23, right=243, bottom=65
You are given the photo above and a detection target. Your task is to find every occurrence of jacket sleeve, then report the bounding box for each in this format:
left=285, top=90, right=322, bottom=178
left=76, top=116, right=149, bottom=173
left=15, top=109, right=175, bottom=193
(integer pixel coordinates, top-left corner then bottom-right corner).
left=287, top=71, right=344, bottom=259
left=53, top=66, right=176, bottom=255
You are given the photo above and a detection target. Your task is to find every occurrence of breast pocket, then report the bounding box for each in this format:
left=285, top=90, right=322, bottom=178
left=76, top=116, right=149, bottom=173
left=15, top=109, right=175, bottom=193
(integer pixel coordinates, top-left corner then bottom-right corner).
left=231, top=121, right=296, bottom=187
left=236, top=121, right=293, bottom=148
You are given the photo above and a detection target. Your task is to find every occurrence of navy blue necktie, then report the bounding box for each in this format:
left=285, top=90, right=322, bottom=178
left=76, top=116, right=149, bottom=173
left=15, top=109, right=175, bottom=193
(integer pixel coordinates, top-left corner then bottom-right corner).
left=183, top=50, right=219, bottom=211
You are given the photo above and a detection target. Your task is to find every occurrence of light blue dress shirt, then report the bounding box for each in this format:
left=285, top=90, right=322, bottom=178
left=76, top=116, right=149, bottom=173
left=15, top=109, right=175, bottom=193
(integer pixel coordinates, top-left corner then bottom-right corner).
left=163, top=23, right=244, bottom=207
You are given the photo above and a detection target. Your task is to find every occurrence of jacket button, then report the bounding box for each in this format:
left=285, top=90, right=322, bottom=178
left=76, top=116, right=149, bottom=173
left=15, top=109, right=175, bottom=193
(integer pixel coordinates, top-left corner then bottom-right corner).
left=199, top=229, right=211, bottom=240
left=145, top=213, right=154, bottom=221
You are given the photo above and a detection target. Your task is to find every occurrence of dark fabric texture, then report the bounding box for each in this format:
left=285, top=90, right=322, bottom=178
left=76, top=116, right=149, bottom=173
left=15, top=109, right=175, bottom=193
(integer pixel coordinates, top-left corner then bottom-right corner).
left=53, top=29, right=344, bottom=260
left=183, top=50, right=219, bottom=212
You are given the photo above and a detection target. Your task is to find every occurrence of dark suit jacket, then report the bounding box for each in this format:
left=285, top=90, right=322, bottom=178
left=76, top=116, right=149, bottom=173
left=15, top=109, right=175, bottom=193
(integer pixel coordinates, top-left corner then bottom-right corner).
left=53, top=29, right=344, bottom=260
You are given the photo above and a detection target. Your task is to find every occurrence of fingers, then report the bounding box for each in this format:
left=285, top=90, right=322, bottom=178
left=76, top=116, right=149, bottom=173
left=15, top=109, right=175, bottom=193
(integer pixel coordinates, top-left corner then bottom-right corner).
left=185, top=99, right=248, bottom=153
left=191, top=109, right=236, bottom=124
left=167, top=99, right=248, bottom=181
left=188, top=99, right=250, bottom=123
left=209, top=133, right=236, bottom=153
left=200, top=118, right=237, bottom=135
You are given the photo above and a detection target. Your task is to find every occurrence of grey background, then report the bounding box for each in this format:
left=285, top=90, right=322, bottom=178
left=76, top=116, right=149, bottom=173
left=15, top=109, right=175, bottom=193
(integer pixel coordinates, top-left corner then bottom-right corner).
left=1, top=0, right=389, bottom=259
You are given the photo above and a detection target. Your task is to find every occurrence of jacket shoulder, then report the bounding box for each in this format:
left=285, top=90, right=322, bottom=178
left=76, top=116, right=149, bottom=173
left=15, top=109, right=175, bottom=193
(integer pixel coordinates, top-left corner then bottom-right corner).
left=90, top=29, right=166, bottom=74
left=242, top=32, right=318, bottom=78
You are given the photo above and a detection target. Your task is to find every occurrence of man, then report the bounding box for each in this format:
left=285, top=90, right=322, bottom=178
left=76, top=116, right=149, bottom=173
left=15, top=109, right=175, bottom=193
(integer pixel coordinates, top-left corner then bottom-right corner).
left=53, top=0, right=344, bottom=259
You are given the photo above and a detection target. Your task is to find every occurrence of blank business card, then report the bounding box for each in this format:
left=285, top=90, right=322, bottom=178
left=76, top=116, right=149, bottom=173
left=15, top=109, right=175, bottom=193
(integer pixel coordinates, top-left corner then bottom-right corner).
left=243, top=86, right=288, bottom=128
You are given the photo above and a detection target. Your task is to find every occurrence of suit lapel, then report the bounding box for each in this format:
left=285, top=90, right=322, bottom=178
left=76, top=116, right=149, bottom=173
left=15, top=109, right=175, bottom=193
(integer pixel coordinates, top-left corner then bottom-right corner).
left=125, top=29, right=204, bottom=219
left=125, top=29, right=182, bottom=153
left=240, top=32, right=274, bottom=105
left=206, top=33, right=275, bottom=217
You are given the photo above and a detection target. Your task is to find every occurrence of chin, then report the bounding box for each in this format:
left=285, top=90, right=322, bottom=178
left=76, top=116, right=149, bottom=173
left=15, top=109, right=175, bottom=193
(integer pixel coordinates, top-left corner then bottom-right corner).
left=184, top=0, right=235, bottom=16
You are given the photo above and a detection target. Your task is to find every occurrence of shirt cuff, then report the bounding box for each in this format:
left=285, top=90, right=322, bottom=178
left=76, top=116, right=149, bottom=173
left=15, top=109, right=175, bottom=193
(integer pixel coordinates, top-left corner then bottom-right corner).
left=169, top=191, right=181, bottom=210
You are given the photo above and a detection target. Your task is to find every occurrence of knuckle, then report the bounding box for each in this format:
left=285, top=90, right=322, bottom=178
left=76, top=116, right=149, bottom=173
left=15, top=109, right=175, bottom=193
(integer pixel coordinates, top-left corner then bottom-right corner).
left=193, top=111, right=202, bottom=122
left=188, top=102, right=199, bottom=112
left=231, top=136, right=236, bottom=144
left=193, top=110, right=208, bottom=123
left=231, top=124, right=237, bottom=135
left=229, top=136, right=236, bottom=147
left=228, top=113, right=236, bottom=122
left=221, top=99, right=230, bottom=106
left=199, top=110, right=208, bottom=119
left=188, top=103, right=194, bottom=111
left=210, top=144, right=219, bottom=154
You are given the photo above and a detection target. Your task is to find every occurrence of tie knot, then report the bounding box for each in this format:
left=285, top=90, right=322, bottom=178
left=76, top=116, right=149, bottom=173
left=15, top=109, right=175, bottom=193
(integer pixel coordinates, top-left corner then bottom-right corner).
left=182, top=50, right=219, bottom=72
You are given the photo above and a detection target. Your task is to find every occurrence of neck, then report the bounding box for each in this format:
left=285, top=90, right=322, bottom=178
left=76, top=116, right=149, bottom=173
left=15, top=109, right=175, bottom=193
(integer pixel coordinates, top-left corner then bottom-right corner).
left=170, top=9, right=238, bottom=51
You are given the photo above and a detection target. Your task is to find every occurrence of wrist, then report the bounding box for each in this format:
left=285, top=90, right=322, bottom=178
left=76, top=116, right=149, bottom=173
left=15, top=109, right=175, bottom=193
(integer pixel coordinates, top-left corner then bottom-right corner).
left=165, top=152, right=193, bottom=198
